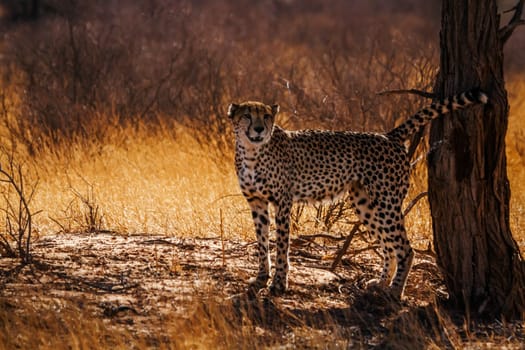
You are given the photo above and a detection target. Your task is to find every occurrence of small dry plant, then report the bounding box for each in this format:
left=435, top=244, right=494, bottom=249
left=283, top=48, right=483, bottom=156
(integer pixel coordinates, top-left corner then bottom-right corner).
left=70, top=183, right=106, bottom=234
left=50, top=178, right=106, bottom=234
left=0, top=151, right=40, bottom=264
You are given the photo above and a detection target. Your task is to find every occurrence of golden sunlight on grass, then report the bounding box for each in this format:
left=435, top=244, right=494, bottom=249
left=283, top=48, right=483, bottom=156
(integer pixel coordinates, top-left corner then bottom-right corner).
left=506, top=77, right=525, bottom=251
left=30, top=123, right=252, bottom=239
left=19, top=74, right=524, bottom=255
left=0, top=299, right=141, bottom=350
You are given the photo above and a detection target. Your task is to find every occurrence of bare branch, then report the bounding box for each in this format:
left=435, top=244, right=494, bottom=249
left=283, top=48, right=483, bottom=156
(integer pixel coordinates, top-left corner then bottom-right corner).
left=377, top=89, right=435, bottom=99
left=403, top=192, right=428, bottom=217
left=352, top=244, right=382, bottom=258
left=499, top=0, right=525, bottom=44
left=0, top=161, right=37, bottom=264
left=330, top=223, right=362, bottom=271
left=296, top=233, right=347, bottom=242
left=407, top=128, right=426, bottom=160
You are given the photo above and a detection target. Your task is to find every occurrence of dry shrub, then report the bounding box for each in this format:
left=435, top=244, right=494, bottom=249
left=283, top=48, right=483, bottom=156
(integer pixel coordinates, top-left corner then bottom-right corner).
left=1, top=1, right=439, bottom=155
left=0, top=149, right=39, bottom=263
left=2, top=1, right=234, bottom=155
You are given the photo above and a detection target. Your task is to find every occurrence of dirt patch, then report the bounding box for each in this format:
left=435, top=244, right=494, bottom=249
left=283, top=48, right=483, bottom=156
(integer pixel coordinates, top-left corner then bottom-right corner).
left=0, top=232, right=522, bottom=348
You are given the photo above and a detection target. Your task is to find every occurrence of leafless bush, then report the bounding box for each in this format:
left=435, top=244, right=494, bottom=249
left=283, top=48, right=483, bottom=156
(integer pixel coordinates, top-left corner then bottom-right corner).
left=5, top=18, right=161, bottom=153
left=70, top=184, right=106, bottom=234
left=277, top=31, right=437, bottom=133
left=48, top=178, right=106, bottom=234
left=0, top=150, right=40, bottom=264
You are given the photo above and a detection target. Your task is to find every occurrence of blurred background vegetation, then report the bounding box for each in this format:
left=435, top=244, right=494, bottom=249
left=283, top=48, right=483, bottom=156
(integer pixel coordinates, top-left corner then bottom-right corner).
left=0, top=0, right=523, bottom=151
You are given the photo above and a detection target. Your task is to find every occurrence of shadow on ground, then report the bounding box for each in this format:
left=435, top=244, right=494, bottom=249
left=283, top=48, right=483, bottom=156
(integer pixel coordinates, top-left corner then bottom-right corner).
left=1, top=233, right=522, bottom=348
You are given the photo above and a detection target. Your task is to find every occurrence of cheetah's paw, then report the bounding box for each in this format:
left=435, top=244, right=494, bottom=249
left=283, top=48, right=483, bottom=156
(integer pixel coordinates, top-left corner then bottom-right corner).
left=248, top=274, right=270, bottom=292
left=269, top=278, right=287, bottom=296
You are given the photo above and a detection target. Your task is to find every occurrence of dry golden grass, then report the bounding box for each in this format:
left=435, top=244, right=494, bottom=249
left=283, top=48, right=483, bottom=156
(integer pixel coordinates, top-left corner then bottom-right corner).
left=0, top=74, right=522, bottom=349
left=506, top=77, right=525, bottom=247
left=18, top=76, right=523, bottom=247
left=0, top=299, right=141, bottom=350
left=25, top=122, right=251, bottom=239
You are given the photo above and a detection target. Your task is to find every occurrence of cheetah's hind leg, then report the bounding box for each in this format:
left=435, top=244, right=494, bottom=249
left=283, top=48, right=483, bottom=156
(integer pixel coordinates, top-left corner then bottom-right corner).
left=348, top=182, right=391, bottom=289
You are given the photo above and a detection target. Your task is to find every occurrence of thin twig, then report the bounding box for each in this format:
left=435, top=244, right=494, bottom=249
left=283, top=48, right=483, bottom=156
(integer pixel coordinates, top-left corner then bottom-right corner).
left=211, top=193, right=244, bottom=205
left=499, top=0, right=525, bottom=44
left=297, top=233, right=347, bottom=242
left=377, top=89, right=435, bottom=99
left=330, top=224, right=362, bottom=271
left=352, top=245, right=381, bottom=257
left=403, top=192, right=428, bottom=217
left=141, top=239, right=175, bottom=245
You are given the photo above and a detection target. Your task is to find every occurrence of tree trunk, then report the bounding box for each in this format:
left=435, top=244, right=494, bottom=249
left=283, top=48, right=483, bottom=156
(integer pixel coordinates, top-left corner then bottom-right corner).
left=428, top=0, right=525, bottom=320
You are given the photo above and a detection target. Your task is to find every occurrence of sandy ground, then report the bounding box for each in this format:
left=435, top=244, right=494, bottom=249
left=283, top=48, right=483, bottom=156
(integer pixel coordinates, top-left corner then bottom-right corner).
left=0, top=232, right=521, bottom=348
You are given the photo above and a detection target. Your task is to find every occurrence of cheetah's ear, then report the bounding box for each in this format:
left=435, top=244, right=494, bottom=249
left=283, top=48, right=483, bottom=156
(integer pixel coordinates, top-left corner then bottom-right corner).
left=271, top=104, right=280, bottom=116
left=227, top=103, right=239, bottom=119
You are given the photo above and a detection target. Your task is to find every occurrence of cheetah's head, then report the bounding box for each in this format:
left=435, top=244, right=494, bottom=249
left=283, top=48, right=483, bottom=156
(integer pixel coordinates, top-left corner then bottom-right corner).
left=227, top=101, right=279, bottom=146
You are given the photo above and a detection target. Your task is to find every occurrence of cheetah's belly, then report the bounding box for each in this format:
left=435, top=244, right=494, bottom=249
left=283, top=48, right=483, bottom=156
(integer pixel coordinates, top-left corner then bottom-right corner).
left=291, top=176, right=353, bottom=204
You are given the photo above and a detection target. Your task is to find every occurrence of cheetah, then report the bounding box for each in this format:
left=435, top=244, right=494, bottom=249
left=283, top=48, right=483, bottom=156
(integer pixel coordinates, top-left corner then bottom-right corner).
left=227, top=89, right=488, bottom=298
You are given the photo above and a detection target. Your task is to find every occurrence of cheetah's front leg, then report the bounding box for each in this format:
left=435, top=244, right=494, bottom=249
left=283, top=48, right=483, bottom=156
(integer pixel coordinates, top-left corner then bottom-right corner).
left=269, top=199, right=292, bottom=296
left=247, top=198, right=271, bottom=292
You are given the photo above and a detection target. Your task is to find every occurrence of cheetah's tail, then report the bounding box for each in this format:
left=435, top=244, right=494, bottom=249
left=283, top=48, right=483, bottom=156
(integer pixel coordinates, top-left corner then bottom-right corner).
left=386, top=89, right=488, bottom=142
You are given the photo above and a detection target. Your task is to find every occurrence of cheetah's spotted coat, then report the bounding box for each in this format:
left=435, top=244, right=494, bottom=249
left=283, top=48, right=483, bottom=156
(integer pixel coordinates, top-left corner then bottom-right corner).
left=228, top=89, right=488, bottom=298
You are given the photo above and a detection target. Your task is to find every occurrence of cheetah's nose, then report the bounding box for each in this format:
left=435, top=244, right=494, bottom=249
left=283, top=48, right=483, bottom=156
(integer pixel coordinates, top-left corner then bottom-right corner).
left=253, top=126, right=264, bottom=134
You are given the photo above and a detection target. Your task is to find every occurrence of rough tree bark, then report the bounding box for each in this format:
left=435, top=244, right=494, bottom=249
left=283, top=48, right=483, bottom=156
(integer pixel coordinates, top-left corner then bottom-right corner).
left=428, top=0, right=525, bottom=320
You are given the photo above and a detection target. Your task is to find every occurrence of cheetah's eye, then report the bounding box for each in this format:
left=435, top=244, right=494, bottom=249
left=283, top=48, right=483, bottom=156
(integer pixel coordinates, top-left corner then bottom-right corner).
left=242, top=113, right=251, bottom=120
left=263, top=114, right=272, bottom=120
